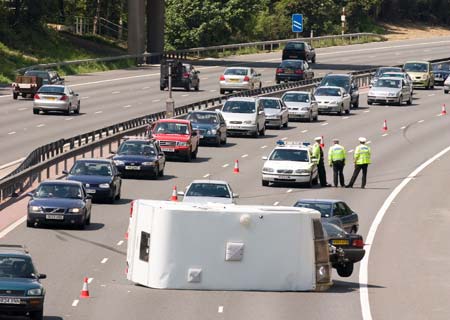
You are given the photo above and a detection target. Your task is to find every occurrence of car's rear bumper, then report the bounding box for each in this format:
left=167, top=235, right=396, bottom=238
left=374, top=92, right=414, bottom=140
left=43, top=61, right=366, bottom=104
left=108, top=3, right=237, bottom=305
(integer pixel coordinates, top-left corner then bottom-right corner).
left=219, top=81, right=252, bottom=91
left=276, top=74, right=305, bottom=82
left=33, top=101, right=69, bottom=111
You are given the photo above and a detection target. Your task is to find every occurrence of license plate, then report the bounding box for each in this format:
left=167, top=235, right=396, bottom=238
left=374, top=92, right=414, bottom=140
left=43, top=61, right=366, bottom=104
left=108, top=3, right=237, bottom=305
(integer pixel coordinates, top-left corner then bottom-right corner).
left=278, top=175, right=292, bottom=179
left=228, top=79, right=240, bottom=83
left=45, top=97, right=57, bottom=100
left=86, top=189, right=96, bottom=194
left=162, top=148, right=175, bottom=152
left=332, top=239, right=349, bottom=245
left=125, top=165, right=141, bottom=170
left=285, top=70, right=294, bottom=74
left=0, top=297, right=21, bottom=304
left=46, top=214, right=64, bottom=220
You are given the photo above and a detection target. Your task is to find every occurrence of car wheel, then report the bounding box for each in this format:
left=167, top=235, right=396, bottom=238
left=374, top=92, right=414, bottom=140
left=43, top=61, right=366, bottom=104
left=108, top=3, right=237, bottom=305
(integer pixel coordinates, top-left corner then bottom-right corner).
left=345, top=107, right=350, bottom=114
left=312, top=56, right=316, bottom=64
left=185, top=81, right=191, bottom=91
left=307, top=175, right=314, bottom=188
left=445, top=90, right=449, bottom=94
left=407, top=94, right=412, bottom=105
left=262, top=180, right=269, bottom=187
left=30, top=309, right=43, bottom=320
left=259, top=82, right=262, bottom=90
left=192, top=146, right=198, bottom=159
left=313, top=113, right=318, bottom=121
left=220, top=89, right=225, bottom=95
left=195, top=80, right=199, bottom=91
left=65, top=104, right=71, bottom=115
left=13, top=92, right=18, bottom=100
left=336, top=263, right=354, bottom=277
left=159, top=167, right=164, bottom=177
left=33, top=108, right=39, bottom=115
left=216, top=135, right=221, bottom=146
left=108, top=191, right=116, bottom=204
left=353, top=99, right=359, bottom=108
left=26, top=220, right=34, bottom=228
left=431, top=80, right=434, bottom=89
left=367, top=100, right=373, bottom=105
left=74, top=101, right=80, bottom=114
left=338, top=105, right=343, bottom=116
left=397, top=96, right=403, bottom=106
left=253, top=125, right=259, bottom=138
left=160, top=86, right=165, bottom=91
left=312, top=175, right=318, bottom=185
left=185, top=150, right=192, bottom=162
left=221, top=134, right=227, bottom=144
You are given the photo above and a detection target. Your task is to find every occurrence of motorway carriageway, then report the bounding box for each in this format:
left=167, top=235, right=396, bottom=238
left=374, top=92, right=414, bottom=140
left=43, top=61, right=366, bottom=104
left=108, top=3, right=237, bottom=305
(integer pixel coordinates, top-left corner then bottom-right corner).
left=1, top=35, right=450, bottom=166
left=1, top=80, right=450, bottom=318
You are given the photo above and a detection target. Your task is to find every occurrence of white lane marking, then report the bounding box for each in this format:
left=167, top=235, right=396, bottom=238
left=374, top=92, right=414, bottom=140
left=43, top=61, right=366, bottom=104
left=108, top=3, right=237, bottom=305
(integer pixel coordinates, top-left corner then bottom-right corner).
left=152, top=99, right=161, bottom=103
left=123, top=105, right=132, bottom=109
left=72, top=300, right=79, bottom=307
left=203, top=173, right=211, bottom=178
left=349, top=149, right=354, bottom=153
left=222, top=163, right=229, bottom=168
left=117, top=240, right=124, bottom=246
left=286, top=189, right=293, bottom=193
left=65, top=117, right=73, bottom=121
left=88, top=278, right=94, bottom=284
left=18, top=107, right=27, bottom=111
left=8, top=131, right=16, bottom=135
left=364, top=110, right=370, bottom=113
left=241, top=154, right=248, bottom=158
left=112, top=91, right=120, bottom=94
left=83, top=96, right=89, bottom=99
left=382, top=133, right=388, bottom=137
left=301, top=130, right=308, bottom=133
left=36, top=124, right=45, bottom=128
left=342, top=116, right=349, bottom=119
left=367, top=140, right=372, bottom=144
left=273, top=201, right=279, bottom=206
left=428, top=94, right=435, bottom=97
left=218, top=306, right=224, bottom=313
left=282, top=137, right=288, bottom=141
left=321, top=122, right=329, bottom=126
left=201, top=77, right=209, bottom=80
left=418, top=120, right=425, bottom=123
left=359, top=144, right=450, bottom=320
left=142, top=86, right=150, bottom=90
left=95, top=111, right=103, bottom=114
left=101, top=258, right=108, bottom=264
left=181, top=94, right=190, bottom=97
left=0, top=216, right=26, bottom=238
left=261, top=145, right=267, bottom=149
left=400, top=126, right=406, bottom=130
left=210, top=89, right=217, bottom=92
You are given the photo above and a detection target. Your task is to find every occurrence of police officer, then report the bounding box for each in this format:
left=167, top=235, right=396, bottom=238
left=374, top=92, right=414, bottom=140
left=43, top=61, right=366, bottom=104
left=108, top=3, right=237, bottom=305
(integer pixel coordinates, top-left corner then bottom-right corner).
left=328, top=138, right=346, bottom=187
left=346, top=137, right=371, bottom=188
left=311, top=137, right=331, bottom=187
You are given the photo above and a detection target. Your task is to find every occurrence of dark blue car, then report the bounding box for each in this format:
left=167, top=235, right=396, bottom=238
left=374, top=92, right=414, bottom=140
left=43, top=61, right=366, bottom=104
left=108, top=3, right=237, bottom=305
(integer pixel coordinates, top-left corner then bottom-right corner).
left=0, top=245, right=46, bottom=320
left=27, top=180, right=92, bottom=229
left=186, top=111, right=227, bottom=146
left=294, top=199, right=359, bottom=233
left=64, top=158, right=122, bottom=203
left=112, top=138, right=166, bottom=178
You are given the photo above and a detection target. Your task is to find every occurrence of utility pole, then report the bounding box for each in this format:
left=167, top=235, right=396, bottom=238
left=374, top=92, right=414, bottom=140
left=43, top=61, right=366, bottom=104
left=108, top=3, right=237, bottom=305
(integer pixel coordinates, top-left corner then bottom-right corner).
left=166, top=62, right=175, bottom=118
left=341, top=7, right=346, bottom=36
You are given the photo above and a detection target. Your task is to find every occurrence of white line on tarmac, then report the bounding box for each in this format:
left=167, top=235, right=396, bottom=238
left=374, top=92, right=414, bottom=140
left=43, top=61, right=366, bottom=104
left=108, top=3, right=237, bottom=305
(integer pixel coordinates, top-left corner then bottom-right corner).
left=152, top=99, right=161, bottom=103
left=182, top=94, right=190, bottom=97
left=428, top=94, right=435, bottom=97
left=65, top=117, right=73, bottom=121
left=282, top=137, right=288, bottom=140
left=287, top=189, right=293, bottom=193
left=418, top=119, right=425, bottom=123
left=8, top=131, right=16, bottom=135
left=0, top=216, right=26, bottom=238
left=201, top=77, right=209, bottom=80
left=382, top=133, right=388, bottom=137
left=36, top=124, right=45, bottom=128
left=359, top=144, right=450, bottom=320
left=321, top=122, right=329, bottom=126
left=364, top=110, right=370, bottom=113
left=112, top=91, right=120, bottom=94
left=218, top=306, right=224, bottom=313
left=366, top=140, right=372, bottom=144
left=117, top=240, right=124, bottom=246
left=210, top=89, right=217, bottom=92
left=123, top=105, right=132, bottom=108
left=273, top=201, right=279, bottom=206
left=72, top=300, right=79, bottom=307
left=101, top=258, right=108, bottom=264
left=301, top=130, right=308, bottom=133
left=222, top=163, right=229, bottom=168
left=400, top=126, right=406, bottom=130
left=203, top=173, right=211, bottom=178
left=342, top=116, right=349, bottom=119
left=142, top=87, right=150, bottom=90
left=18, top=107, right=27, bottom=111
left=241, top=154, right=248, bottom=158
left=83, top=96, right=89, bottom=99
left=95, top=111, right=103, bottom=114
left=349, top=149, right=354, bottom=153
left=88, top=278, right=94, bottom=284
left=261, top=145, right=267, bottom=149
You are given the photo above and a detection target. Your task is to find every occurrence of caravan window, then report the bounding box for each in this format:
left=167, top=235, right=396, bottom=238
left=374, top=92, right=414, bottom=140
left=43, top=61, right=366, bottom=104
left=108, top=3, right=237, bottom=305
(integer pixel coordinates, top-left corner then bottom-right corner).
left=139, top=232, right=150, bottom=262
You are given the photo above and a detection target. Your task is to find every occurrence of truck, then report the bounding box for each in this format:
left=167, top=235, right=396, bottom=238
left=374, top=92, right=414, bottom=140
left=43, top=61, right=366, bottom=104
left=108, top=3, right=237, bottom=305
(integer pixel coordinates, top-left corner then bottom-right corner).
left=160, top=59, right=200, bottom=91
left=151, top=119, right=200, bottom=161
left=126, top=200, right=333, bottom=292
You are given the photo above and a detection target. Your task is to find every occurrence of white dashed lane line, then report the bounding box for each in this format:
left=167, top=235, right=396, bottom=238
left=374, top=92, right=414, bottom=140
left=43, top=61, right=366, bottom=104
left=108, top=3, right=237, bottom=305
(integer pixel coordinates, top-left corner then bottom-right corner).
left=287, top=189, right=293, bottom=193
left=8, top=131, right=16, bottom=135
left=321, top=122, right=329, bottom=126
left=273, top=201, right=279, bottom=206
left=367, top=141, right=372, bottom=144
left=36, top=124, right=45, bottom=128
left=83, top=96, right=89, bottom=99
left=123, top=105, right=132, bottom=109
left=241, top=154, right=248, bottom=158
left=261, top=145, right=267, bottom=149
left=428, top=94, right=435, bottom=97
left=203, top=173, right=211, bottom=178
left=218, top=306, right=224, bottom=313
left=301, top=130, right=308, bottom=133
left=117, top=240, right=124, bottom=246
left=101, top=258, right=108, bottom=264
left=282, top=137, right=288, bottom=141
left=142, top=87, right=150, bottom=90
left=181, top=94, right=190, bottom=97
left=382, top=133, right=388, bottom=137
left=400, top=126, right=406, bottom=130
left=152, top=99, right=161, bottom=103
left=418, top=120, right=425, bottom=123
left=88, top=278, right=94, bottom=284
left=65, top=117, right=73, bottom=121
left=364, top=110, right=370, bottom=113
left=18, top=107, right=27, bottom=111
left=349, top=149, right=354, bottom=153
left=342, top=116, right=349, bottom=119
left=72, top=300, right=79, bottom=307
left=222, top=164, right=229, bottom=168
left=95, top=111, right=103, bottom=114
left=210, top=89, right=217, bottom=92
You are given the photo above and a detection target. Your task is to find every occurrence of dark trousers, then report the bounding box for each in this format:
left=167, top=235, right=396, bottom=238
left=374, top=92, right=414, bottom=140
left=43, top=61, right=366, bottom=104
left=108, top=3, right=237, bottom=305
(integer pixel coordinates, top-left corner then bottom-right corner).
left=348, top=164, right=368, bottom=188
left=318, top=160, right=328, bottom=187
left=332, top=160, right=345, bottom=187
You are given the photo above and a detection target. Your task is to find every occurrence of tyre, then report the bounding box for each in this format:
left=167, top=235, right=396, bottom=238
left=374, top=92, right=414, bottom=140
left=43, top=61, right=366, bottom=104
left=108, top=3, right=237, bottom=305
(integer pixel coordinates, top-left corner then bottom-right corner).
left=159, top=167, right=164, bottom=177
left=220, top=89, right=225, bottom=95
left=26, top=220, right=34, bottom=228
left=195, top=81, right=199, bottom=91
left=192, top=146, right=198, bottom=159
left=336, top=263, right=354, bottom=277
left=74, top=101, right=80, bottom=114
left=185, top=150, right=192, bottom=162
left=30, top=309, right=43, bottom=320
left=252, top=126, right=259, bottom=138
left=311, top=56, right=316, bottom=64
left=262, top=180, right=269, bottom=187
left=185, top=81, right=191, bottom=91
left=312, top=175, right=318, bottom=185
left=431, top=80, right=434, bottom=89
left=160, top=86, right=165, bottom=91
left=65, top=104, right=71, bottom=115
left=215, top=135, right=221, bottom=147
left=307, top=175, right=314, bottom=188
left=108, top=191, right=115, bottom=204
left=367, top=100, right=373, bottom=105
left=345, top=107, right=350, bottom=114
left=33, top=109, right=39, bottom=115
left=397, top=96, right=402, bottom=106
left=283, top=118, right=288, bottom=128
left=353, top=99, right=359, bottom=108
left=407, top=94, right=412, bottom=105
left=313, top=113, right=318, bottom=121
left=338, top=105, right=343, bottom=116
left=445, top=90, right=449, bottom=94
left=115, top=186, right=121, bottom=200
left=13, top=92, right=18, bottom=100
left=221, top=134, right=227, bottom=145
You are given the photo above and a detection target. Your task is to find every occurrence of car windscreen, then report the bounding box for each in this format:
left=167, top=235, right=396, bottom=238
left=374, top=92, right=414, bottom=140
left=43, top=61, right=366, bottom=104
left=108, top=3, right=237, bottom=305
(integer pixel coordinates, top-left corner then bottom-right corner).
left=321, top=76, right=350, bottom=91
left=70, top=162, right=112, bottom=176
left=322, top=223, right=346, bottom=237
left=187, top=113, right=218, bottom=124
left=24, top=71, right=49, bottom=79
left=224, top=68, right=248, bottom=76
left=382, top=73, right=403, bottom=79
left=0, top=256, right=36, bottom=279
left=294, top=202, right=332, bottom=217
left=186, top=183, right=231, bottom=198
left=433, top=63, right=450, bottom=71
left=260, top=99, right=280, bottom=109
left=38, top=86, right=65, bottom=95
left=34, top=183, right=82, bottom=199
left=269, top=149, right=309, bottom=162
left=280, top=60, right=302, bottom=68
left=375, top=68, right=401, bottom=77
left=404, top=63, right=427, bottom=72
left=154, top=122, right=190, bottom=134
left=117, top=141, right=157, bottom=155
left=222, top=100, right=256, bottom=113
left=285, top=42, right=305, bottom=50
left=282, top=93, right=309, bottom=103
left=375, top=78, right=401, bottom=88
left=315, top=88, right=341, bottom=96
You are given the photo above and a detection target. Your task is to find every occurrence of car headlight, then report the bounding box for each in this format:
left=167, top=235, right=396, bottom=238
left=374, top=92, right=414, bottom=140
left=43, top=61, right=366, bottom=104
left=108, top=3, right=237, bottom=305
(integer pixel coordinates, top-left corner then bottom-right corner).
left=27, top=288, right=42, bottom=296
left=68, top=208, right=82, bottom=213
left=262, top=167, right=274, bottom=173
left=114, top=160, right=124, bottom=166
left=99, top=183, right=110, bottom=188
left=29, top=206, right=43, bottom=213
left=295, top=169, right=310, bottom=174
left=177, top=141, right=189, bottom=146
left=211, top=129, right=217, bottom=134
left=141, top=161, right=156, bottom=166
left=301, top=107, right=310, bottom=111
left=243, top=120, right=254, bottom=124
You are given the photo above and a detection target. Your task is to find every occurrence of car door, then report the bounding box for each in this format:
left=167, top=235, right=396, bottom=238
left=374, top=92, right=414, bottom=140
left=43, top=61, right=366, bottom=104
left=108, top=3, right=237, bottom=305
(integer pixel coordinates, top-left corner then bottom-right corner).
left=401, top=80, right=409, bottom=100
left=155, top=143, right=166, bottom=170
left=257, top=101, right=265, bottom=129
left=111, top=163, right=121, bottom=193
left=335, top=202, right=358, bottom=232
left=310, top=93, right=319, bottom=117
left=218, top=113, right=227, bottom=139
left=68, top=88, right=77, bottom=109
left=279, top=100, right=288, bottom=124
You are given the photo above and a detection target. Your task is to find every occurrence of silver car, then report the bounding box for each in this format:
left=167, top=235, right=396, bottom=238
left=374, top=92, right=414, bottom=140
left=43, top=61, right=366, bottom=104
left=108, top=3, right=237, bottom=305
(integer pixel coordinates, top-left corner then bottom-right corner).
left=367, top=77, right=412, bottom=105
left=33, top=85, right=80, bottom=115
left=259, top=97, right=289, bottom=129
left=219, top=67, right=262, bottom=94
left=178, top=180, right=238, bottom=204
left=281, top=91, right=318, bottom=122
left=315, top=86, right=351, bottom=115
left=381, top=72, right=414, bottom=95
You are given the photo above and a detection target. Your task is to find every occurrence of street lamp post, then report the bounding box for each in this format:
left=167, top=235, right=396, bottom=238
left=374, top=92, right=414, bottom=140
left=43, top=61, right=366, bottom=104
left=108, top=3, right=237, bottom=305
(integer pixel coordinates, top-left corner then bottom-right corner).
left=166, top=62, right=175, bottom=118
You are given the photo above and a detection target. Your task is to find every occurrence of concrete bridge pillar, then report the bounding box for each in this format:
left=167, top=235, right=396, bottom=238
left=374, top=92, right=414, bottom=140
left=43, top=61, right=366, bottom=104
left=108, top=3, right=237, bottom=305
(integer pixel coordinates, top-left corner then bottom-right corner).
left=147, top=0, right=165, bottom=63
left=127, top=0, right=146, bottom=62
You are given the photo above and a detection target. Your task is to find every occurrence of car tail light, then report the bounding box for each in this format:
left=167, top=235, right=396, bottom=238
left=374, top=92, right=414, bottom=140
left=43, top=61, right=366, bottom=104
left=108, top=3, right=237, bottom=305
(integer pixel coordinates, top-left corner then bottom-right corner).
left=183, top=72, right=190, bottom=79
left=219, top=75, right=225, bottom=81
left=276, top=68, right=284, bottom=74
left=243, top=76, right=250, bottom=82
left=352, top=239, right=364, bottom=248
left=34, top=94, right=40, bottom=100
left=60, top=95, right=68, bottom=101
left=130, top=200, right=134, bottom=218
left=295, top=69, right=304, bottom=74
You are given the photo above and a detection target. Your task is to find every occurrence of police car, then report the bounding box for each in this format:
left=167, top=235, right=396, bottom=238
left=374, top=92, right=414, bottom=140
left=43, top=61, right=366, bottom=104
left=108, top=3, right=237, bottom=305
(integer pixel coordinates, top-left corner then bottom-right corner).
left=261, top=141, right=318, bottom=187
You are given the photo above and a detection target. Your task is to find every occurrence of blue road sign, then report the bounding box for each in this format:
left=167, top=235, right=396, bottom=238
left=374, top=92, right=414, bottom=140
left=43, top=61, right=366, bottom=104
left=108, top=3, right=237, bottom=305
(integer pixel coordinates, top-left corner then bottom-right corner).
left=292, top=14, right=303, bottom=33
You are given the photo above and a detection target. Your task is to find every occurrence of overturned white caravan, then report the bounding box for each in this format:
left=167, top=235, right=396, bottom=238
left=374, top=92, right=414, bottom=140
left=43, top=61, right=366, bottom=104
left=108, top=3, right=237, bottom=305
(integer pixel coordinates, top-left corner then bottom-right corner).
left=126, top=200, right=332, bottom=291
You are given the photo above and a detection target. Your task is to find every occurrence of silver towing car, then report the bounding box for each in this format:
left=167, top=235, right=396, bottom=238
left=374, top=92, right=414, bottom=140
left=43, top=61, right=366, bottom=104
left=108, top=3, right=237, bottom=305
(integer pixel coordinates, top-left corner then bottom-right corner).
left=367, top=77, right=412, bottom=106
left=259, top=97, right=289, bottom=129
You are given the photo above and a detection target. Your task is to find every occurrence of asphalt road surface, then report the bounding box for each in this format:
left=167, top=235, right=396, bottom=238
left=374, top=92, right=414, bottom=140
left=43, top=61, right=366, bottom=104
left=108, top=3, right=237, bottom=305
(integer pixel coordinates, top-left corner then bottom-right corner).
left=1, top=36, right=450, bottom=165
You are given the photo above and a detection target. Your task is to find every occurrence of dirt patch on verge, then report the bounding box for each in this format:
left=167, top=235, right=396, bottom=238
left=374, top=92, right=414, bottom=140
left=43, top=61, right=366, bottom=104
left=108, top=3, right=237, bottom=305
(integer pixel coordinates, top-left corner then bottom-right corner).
left=382, top=22, right=450, bottom=41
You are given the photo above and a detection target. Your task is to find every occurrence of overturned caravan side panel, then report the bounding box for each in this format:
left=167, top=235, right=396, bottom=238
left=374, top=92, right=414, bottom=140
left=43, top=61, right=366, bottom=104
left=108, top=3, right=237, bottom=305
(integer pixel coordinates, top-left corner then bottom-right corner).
left=127, top=200, right=331, bottom=291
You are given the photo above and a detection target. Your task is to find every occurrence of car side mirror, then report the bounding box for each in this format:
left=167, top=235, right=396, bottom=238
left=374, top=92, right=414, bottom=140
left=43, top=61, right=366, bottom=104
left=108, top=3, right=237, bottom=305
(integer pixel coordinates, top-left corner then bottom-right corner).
left=38, top=273, right=47, bottom=279
left=177, top=191, right=185, bottom=196
left=233, top=193, right=239, bottom=198
left=192, top=131, right=197, bottom=136
left=262, top=156, right=268, bottom=160
left=196, top=71, right=200, bottom=74
left=27, top=192, right=34, bottom=197
left=62, top=170, right=69, bottom=175
left=86, top=195, right=93, bottom=200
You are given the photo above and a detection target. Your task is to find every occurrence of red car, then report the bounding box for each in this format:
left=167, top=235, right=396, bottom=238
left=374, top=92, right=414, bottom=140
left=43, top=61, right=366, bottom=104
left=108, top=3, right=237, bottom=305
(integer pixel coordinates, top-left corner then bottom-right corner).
left=152, top=119, right=200, bottom=161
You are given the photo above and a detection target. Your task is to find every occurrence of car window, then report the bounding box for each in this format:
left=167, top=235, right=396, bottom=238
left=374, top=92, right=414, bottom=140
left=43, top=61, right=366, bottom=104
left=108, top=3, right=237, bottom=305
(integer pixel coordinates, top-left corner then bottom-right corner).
left=280, top=60, right=303, bottom=68
left=222, top=100, right=256, bottom=113
left=38, top=86, right=65, bottom=94
left=70, top=162, right=113, bottom=176
left=315, top=87, right=341, bottom=96
left=154, top=122, right=189, bottom=134
left=34, top=183, right=82, bottom=199
left=186, top=183, right=231, bottom=198
left=117, top=141, right=157, bottom=155
left=341, top=202, right=353, bottom=215
left=260, top=99, right=281, bottom=109
left=404, top=63, right=428, bottom=72
left=269, top=149, right=309, bottom=162
left=187, top=113, right=218, bottom=124
left=224, top=68, right=248, bottom=76
left=322, top=223, right=346, bottom=237
left=295, top=202, right=332, bottom=217
left=335, top=202, right=350, bottom=216
left=282, top=93, right=309, bottom=103
left=285, top=42, right=305, bottom=50
left=320, top=76, right=350, bottom=91
left=0, top=256, right=36, bottom=279
left=375, top=78, right=401, bottom=88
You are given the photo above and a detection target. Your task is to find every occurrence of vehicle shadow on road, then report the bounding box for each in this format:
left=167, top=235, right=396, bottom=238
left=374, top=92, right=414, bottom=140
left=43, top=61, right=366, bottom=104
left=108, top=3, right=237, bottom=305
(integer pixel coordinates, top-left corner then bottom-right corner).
left=327, top=280, right=385, bottom=293
left=200, top=142, right=237, bottom=149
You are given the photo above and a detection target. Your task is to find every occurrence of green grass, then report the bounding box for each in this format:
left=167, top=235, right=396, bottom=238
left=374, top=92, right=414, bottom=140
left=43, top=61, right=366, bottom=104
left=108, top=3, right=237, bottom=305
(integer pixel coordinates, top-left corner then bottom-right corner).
left=0, top=26, right=131, bottom=85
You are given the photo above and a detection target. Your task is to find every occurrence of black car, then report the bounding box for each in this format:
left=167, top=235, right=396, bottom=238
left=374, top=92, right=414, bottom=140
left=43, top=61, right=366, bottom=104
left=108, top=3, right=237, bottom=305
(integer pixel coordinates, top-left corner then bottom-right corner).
left=432, top=63, right=450, bottom=85
left=0, top=245, right=46, bottom=320
left=24, top=70, right=64, bottom=85
left=27, top=180, right=92, bottom=229
left=282, top=41, right=316, bottom=63
left=370, top=66, right=403, bottom=86
left=275, top=60, right=314, bottom=83
left=64, top=158, right=122, bottom=203
left=319, top=74, right=359, bottom=108
left=112, top=137, right=166, bottom=178
left=160, top=60, right=200, bottom=91
left=293, top=199, right=359, bottom=233
left=186, top=111, right=227, bottom=146
left=323, top=222, right=365, bottom=277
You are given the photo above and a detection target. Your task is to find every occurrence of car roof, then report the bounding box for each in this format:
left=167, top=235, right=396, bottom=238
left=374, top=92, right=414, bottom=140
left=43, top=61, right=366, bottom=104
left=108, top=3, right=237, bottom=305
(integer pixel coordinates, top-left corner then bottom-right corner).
left=75, top=158, right=113, bottom=164
left=283, top=91, right=310, bottom=95
left=324, top=73, right=350, bottom=78
left=40, top=180, right=83, bottom=186
left=225, top=67, right=251, bottom=70
left=157, top=119, right=191, bottom=124
left=189, top=110, right=218, bottom=115
left=377, top=77, right=401, bottom=81
left=404, top=61, right=429, bottom=64
left=296, top=199, right=341, bottom=204
left=316, top=86, right=343, bottom=90
left=189, top=179, right=229, bottom=185
left=259, top=97, right=281, bottom=101
left=382, top=72, right=405, bottom=75
left=226, top=97, right=257, bottom=102
left=0, top=245, right=30, bottom=257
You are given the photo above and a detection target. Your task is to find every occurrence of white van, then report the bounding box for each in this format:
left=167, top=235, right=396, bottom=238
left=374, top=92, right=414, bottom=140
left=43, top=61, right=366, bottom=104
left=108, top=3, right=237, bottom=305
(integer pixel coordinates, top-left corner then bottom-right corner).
left=221, top=97, right=266, bottom=137
left=126, top=200, right=332, bottom=291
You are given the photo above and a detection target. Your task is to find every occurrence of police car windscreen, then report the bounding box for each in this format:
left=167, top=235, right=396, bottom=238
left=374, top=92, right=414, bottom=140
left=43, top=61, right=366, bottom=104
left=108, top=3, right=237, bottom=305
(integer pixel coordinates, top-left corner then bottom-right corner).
left=186, top=183, right=231, bottom=198
left=269, top=149, right=309, bottom=162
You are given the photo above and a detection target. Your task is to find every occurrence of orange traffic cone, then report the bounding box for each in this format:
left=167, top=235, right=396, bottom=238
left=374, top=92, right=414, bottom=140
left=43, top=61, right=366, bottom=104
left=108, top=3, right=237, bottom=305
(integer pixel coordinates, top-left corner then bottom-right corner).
left=80, top=277, right=90, bottom=298
left=441, top=104, right=447, bottom=115
left=233, top=160, right=240, bottom=173
left=320, top=136, right=325, bottom=148
left=382, top=120, right=388, bottom=132
left=170, top=186, right=178, bottom=201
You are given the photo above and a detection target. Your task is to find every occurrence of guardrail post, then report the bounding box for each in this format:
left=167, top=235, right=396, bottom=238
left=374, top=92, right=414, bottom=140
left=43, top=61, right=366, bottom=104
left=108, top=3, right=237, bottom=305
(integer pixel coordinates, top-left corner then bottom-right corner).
left=55, top=162, right=59, bottom=176
left=100, top=144, right=104, bottom=157
left=46, top=166, right=50, bottom=179
left=64, top=158, right=67, bottom=172
left=91, top=147, right=95, bottom=158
